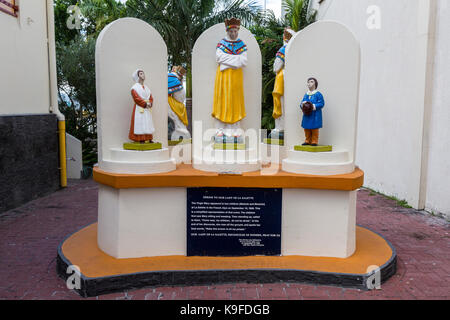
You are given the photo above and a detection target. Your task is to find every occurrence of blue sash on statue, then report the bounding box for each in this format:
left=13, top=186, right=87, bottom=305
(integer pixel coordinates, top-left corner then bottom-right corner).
left=168, top=72, right=183, bottom=94
left=217, top=38, right=247, bottom=55
left=276, top=45, right=286, bottom=62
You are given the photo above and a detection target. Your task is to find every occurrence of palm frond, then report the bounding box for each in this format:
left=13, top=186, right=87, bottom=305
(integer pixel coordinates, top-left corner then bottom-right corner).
left=282, top=0, right=316, bottom=31
left=216, top=0, right=262, bottom=26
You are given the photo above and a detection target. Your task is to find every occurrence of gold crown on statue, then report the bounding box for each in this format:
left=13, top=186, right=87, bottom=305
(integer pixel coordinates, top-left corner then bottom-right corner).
left=225, top=17, right=241, bottom=30
left=172, top=66, right=186, bottom=77
left=283, top=28, right=295, bottom=41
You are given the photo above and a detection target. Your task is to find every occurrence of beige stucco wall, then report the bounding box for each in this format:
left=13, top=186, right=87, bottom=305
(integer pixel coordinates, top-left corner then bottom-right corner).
left=425, top=0, right=450, bottom=218
left=314, top=0, right=449, bottom=217
left=0, top=0, right=50, bottom=115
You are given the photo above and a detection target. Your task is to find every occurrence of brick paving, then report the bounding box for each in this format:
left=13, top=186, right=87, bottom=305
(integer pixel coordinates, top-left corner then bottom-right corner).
left=0, top=179, right=448, bottom=300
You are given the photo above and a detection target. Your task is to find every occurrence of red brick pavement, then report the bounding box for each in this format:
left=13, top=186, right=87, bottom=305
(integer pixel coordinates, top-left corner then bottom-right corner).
left=0, top=179, right=448, bottom=300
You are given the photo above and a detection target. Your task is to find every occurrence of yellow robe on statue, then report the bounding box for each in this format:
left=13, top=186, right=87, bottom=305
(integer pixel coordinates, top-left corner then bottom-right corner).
left=212, top=66, right=246, bottom=124
left=168, top=95, right=188, bottom=126
left=272, top=69, right=284, bottom=120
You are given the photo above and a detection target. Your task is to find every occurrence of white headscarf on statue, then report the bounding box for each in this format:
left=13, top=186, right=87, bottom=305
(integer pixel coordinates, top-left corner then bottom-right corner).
left=131, top=68, right=151, bottom=100
left=132, top=69, right=143, bottom=83
left=131, top=69, right=149, bottom=93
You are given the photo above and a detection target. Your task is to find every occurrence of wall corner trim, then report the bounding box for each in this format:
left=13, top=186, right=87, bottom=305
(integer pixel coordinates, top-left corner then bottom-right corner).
left=416, top=0, right=437, bottom=210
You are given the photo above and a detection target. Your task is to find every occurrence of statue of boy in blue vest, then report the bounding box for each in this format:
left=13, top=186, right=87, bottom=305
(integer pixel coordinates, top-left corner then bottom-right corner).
left=300, top=77, right=325, bottom=146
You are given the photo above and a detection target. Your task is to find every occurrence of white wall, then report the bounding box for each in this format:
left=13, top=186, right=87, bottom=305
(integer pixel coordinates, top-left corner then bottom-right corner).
left=0, top=0, right=50, bottom=115
left=425, top=0, right=450, bottom=217
left=314, top=0, right=448, bottom=215
left=66, top=133, right=82, bottom=179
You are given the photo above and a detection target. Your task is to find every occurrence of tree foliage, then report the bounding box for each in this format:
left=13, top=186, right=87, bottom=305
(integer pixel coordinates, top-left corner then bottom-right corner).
left=54, top=0, right=80, bottom=45
left=249, top=12, right=284, bottom=131
left=57, top=36, right=98, bottom=167
left=126, top=0, right=261, bottom=96
left=54, top=0, right=123, bottom=167
left=282, top=0, right=317, bottom=31
left=80, top=0, right=127, bottom=36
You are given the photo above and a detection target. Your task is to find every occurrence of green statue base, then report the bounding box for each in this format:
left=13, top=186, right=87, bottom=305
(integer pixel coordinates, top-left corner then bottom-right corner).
left=168, top=139, right=192, bottom=146
left=214, top=143, right=246, bottom=150
left=123, top=142, right=163, bottom=151
left=263, top=138, right=284, bottom=146
left=294, top=145, right=333, bottom=153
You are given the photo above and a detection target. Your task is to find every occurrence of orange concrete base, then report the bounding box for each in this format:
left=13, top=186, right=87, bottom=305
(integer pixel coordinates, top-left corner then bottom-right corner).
left=93, top=164, right=364, bottom=191
left=57, top=223, right=396, bottom=297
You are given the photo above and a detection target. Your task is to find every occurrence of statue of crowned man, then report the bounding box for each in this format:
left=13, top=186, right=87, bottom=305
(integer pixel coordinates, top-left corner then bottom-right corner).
left=212, top=18, right=248, bottom=143
left=270, top=28, right=296, bottom=141
left=168, top=65, right=190, bottom=141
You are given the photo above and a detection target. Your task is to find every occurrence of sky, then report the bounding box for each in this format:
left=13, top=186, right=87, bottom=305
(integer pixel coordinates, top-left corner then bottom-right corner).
left=259, top=0, right=282, bottom=18
left=117, top=0, right=282, bottom=18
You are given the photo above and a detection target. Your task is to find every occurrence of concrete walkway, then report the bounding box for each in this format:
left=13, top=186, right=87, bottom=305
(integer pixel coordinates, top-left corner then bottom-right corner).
left=0, top=179, right=448, bottom=300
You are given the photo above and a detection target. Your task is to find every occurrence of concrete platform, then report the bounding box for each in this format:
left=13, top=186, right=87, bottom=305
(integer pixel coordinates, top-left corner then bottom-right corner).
left=1, top=179, right=448, bottom=300
left=92, top=165, right=365, bottom=259
left=57, top=223, right=397, bottom=297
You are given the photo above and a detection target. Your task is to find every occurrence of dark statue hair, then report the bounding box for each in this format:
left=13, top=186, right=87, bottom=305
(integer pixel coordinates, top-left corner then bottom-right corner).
left=308, top=77, right=318, bottom=89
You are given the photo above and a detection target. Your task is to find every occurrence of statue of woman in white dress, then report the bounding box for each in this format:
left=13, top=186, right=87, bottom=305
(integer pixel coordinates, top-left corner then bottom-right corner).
left=128, top=69, right=156, bottom=143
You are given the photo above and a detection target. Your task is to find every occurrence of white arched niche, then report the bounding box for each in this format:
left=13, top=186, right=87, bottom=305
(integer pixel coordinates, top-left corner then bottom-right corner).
left=191, top=23, right=262, bottom=173
left=282, top=21, right=361, bottom=175
left=96, top=18, right=175, bottom=174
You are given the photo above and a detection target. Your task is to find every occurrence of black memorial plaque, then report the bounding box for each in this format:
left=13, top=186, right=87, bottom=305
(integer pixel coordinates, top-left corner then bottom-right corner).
left=187, top=187, right=282, bottom=256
